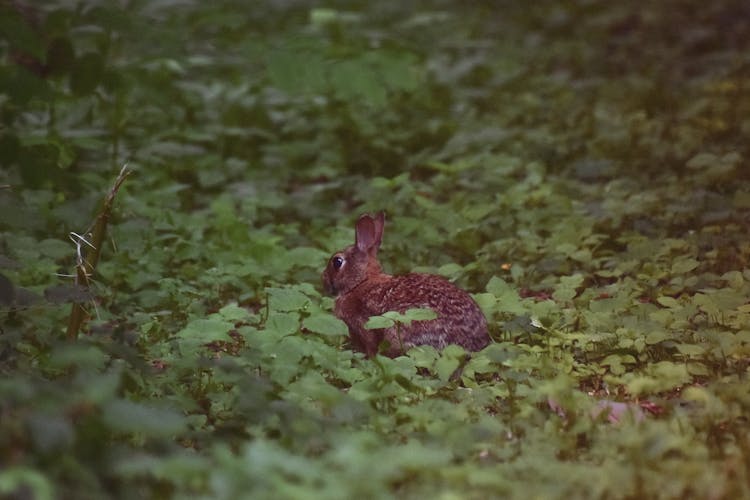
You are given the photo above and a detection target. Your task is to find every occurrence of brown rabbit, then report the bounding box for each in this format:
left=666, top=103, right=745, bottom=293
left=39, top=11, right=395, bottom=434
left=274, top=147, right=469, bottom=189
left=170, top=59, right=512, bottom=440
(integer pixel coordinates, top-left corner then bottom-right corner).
left=322, top=212, right=490, bottom=357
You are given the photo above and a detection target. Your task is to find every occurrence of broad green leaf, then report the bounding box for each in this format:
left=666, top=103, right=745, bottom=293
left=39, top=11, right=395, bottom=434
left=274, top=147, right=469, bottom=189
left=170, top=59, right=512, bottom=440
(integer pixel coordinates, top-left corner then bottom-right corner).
left=486, top=276, right=526, bottom=314
left=102, top=399, right=187, bottom=437
left=675, top=343, right=706, bottom=357
left=0, top=468, right=53, bottom=500
left=114, top=452, right=210, bottom=481
left=400, top=308, right=438, bottom=322
left=365, top=315, right=395, bottom=330
left=626, top=361, right=691, bottom=395
left=309, top=8, right=339, bottom=26
left=176, top=318, right=234, bottom=342
left=286, top=247, right=330, bottom=269
left=27, top=413, right=74, bottom=453
left=434, top=345, right=465, bottom=382
left=437, top=262, right=464, bottom=278
left=671, top=258, right=699, bottom=275
left=265, top=312, right=300, bottom=338
left=48, top=344, right=109, bottom=370
left=302, top=313, right=349, bottom=337
left=656, top=296, right=681, bottom=308
left=645, top=330, right=670, bottom=345
left=722, top=270, right=744, bottom=289
left=266, top=287, right=311, bottom=312
left=219, top=303, right=253, bottom=321
left=365, top=308, right=437, bottom=330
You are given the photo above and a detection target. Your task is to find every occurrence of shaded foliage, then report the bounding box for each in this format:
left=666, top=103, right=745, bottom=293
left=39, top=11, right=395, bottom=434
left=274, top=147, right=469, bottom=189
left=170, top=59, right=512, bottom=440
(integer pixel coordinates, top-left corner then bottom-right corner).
left=1, top=0, right=749, bottom=498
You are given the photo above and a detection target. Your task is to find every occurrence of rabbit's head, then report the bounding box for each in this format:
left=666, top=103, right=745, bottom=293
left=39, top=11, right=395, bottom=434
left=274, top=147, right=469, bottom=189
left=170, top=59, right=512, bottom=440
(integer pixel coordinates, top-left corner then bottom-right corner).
left=322, top=212, right=385, bottom=296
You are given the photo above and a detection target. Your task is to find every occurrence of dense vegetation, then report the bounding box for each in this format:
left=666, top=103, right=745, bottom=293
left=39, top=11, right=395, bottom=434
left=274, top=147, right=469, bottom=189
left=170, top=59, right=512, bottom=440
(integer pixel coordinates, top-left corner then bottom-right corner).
left=1, top=0, right=749, bottom=498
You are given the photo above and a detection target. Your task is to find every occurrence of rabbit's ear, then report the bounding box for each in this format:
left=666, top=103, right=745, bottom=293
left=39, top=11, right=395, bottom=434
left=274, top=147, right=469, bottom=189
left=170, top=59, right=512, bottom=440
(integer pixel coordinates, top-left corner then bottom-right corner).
left=373, top=211, right=385, bottom=247
left=355, top=213, right=381, bottom=253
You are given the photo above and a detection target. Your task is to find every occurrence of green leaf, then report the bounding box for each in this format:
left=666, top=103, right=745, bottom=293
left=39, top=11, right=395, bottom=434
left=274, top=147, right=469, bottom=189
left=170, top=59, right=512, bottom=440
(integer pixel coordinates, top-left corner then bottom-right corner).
left=286, top=247, right=330, bottom=269
left=0, top=467, right=53, bottom=500
left=365, top=315, right=395, bottom=330
left=70, top=52, right=105, bottom=96
left=176, top=318, right=234, bottom=343
left=434, top=345, right=465, bottom=382
left=656, top=296, right=681, bottom=308
left=102, top=399, right=187, bottom=437
left=219, top=303, right=253, bottom=322
left=400, top=308, right=438, bottom=322
left=626, top=361, right=691, bottom=395
left=0, top=7, right=45, bottom=59
left=267, top=287, right=311, bottom=312
left=675, top=343, right=706, bottom=357
left=437, top=262, right=464, bottom=278
left=722, top=270, right=744, bottom=289
left=671, top=258, right=699, bottom=275
left=366, top=308, right=438, bottom=329
left=48, top=344, right=109, bottom=370
left=302, top=313, right=349, bottom=337
left=486, top=276, right=526, bottom=314
left=265, top=312, right=300, bottom=338
left=645, top=330, right=670, bottom=345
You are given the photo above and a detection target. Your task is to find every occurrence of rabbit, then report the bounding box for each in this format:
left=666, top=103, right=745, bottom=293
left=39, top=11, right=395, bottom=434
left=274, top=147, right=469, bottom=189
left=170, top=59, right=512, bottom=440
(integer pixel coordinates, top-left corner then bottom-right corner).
left=322, top=211, right=490, bottom=357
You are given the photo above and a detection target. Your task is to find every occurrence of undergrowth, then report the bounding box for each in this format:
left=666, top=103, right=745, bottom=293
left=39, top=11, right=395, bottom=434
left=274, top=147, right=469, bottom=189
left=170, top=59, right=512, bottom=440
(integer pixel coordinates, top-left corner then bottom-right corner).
left=1, top=1, right=749, bottom=498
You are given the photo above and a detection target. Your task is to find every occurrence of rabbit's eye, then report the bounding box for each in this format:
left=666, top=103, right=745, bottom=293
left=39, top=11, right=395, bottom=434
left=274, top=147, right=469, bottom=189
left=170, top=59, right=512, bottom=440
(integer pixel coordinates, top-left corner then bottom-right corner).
left=332, top=256, right=344, bottom=270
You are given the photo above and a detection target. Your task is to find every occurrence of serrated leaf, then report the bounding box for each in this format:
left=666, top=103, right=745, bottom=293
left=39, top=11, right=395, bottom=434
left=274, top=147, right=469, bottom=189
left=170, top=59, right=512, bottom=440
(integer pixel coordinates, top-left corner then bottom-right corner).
left=266, top=287, right=311, bottom=312
left=434, top=351, right=461, bottom=382
left=218, top=303, right=252, bottom=321
left=486, top=276, right=526, bottom=314
left=437, top=262, right=464, bottom=278
left=401, top=308, right=437, bottom=322
left=365, top=315, right=395, bottom=330
left=265, top=312, right=300, bottom=338
left=177, top=318, right=234, bottom=342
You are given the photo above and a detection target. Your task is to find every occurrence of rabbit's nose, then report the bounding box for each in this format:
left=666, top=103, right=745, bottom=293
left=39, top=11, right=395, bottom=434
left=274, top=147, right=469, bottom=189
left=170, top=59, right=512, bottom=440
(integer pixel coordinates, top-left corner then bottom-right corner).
left=322, top=273, right=338, bottom=296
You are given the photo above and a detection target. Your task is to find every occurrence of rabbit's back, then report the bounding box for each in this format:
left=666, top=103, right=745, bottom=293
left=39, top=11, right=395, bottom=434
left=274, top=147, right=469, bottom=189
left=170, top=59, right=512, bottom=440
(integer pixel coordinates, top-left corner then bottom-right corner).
left=335, top=273, right=489, bottom=356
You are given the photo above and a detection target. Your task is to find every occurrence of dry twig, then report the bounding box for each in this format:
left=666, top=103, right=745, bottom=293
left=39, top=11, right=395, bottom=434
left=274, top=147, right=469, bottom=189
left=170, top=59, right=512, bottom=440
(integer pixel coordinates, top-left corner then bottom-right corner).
left=65, top=165, right=131, bottom=339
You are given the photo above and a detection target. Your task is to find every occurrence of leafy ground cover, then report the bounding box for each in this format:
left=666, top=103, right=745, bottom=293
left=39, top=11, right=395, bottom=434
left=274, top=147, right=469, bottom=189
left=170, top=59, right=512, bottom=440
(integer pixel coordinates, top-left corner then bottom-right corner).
left=1, top=0, right=749, bottom=498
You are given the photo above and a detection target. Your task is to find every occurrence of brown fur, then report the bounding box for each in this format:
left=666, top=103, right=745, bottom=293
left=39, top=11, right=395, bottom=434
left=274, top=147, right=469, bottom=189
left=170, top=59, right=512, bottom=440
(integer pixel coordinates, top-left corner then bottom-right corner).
left=322, top=212, right=490, bottom=357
